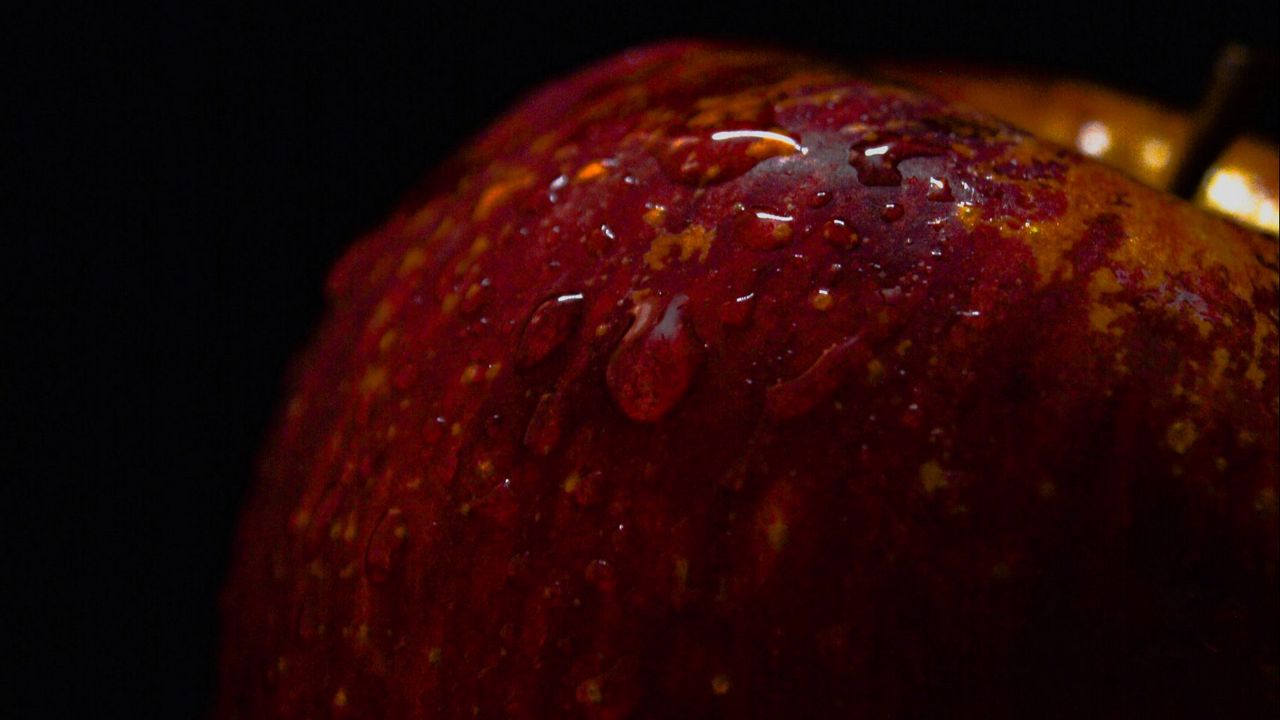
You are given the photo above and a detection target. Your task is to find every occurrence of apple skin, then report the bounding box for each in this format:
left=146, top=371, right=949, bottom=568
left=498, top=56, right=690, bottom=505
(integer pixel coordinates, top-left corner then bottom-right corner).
left=218, top=41, right=1279, bottom=718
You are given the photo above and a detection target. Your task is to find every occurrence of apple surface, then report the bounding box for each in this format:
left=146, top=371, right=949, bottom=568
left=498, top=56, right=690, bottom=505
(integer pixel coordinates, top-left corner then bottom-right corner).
left=218, top=41, right=1279, bottom=718
left=875, top=61, right=1280, bottom=235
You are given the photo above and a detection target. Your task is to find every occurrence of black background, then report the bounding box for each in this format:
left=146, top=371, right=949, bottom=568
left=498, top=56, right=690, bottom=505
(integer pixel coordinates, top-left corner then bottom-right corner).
left=10, top=1, right=1277, bottom=717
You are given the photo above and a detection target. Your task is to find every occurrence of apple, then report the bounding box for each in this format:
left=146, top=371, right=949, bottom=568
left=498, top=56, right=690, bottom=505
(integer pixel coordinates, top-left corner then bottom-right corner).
left=875, top=60, right=1280, bottom=235
left=217, top=41, right=1279, bottom=718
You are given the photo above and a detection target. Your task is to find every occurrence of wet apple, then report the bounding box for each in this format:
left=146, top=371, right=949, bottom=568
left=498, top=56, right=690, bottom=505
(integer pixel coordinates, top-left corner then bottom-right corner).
left=219, top=41, right=1279, bottom=718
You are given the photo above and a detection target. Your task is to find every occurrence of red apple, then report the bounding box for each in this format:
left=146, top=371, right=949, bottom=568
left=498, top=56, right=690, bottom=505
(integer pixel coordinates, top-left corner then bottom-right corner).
left=218, top=41, right=1279, bottom=718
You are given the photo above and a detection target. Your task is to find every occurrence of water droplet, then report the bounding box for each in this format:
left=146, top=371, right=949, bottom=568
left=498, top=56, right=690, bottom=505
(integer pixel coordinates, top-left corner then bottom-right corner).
left=642, top=204, right=667, bottom=228
left=880, top=286, right=904, bottom=305
left=849, top=143, right=902, bottom=186
left=718, top=292, right=756, bottom=327
left=901, top=402, right=923, bottom=429
left=585, top=559, right=617, bottom=592
left=847, top=130, right=946, bottom=187
left=880, top=203, right=904, bottom=222
left=735, top=208, right=795, bottom=250
left=651, top=128, right=803, bottom=186
left=586, top=224, right=615, bottom=257
left=710, top=129, right=804, bottom=152
left=424, top=416, right=447, bottom=442
left=819, top=218, right=858, bottom=249
left=548, top=174, right=569, bottom=203
left=365, top=507, right=406, bottom=583
left=475, top=478, right=519, bottom=526
left=611, top=522, right=631, bottom=554
left=524, top=392, right=565, bottom=455
left=765, top=333, right=871, bottom=421
left=516, top=293, right=585, bottom=368
left=606, top=294, right=702, bottom=422
left=927, top=176, right=953, bottom=201
left=810, top=289, right=834, bottom=311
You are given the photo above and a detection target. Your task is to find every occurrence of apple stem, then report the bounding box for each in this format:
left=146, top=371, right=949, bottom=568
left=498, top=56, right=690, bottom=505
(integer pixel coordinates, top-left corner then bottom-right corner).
left=1170, top=44, right=1276, bottom=200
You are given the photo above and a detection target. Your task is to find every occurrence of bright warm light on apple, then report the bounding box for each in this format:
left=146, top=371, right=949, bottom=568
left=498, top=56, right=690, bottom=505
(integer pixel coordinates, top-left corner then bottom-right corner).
left=1201, top=167, right=1280, bottom=234
left=1259, top=199, right=1279, bottom=233
left=1138, top=136, right=1172, bottom=171
left=1076, top=120, right=1112, bottom=157
left=1205, top=168, right=1253, bottom=214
